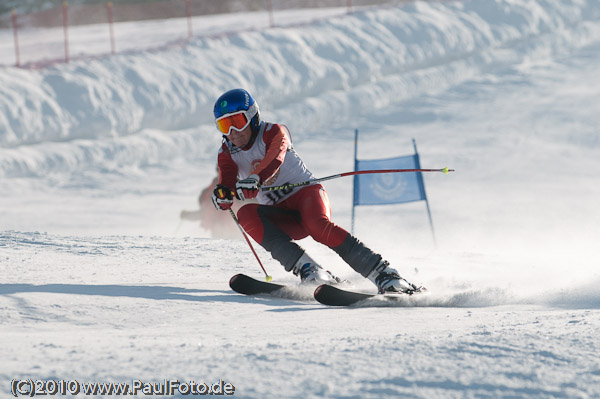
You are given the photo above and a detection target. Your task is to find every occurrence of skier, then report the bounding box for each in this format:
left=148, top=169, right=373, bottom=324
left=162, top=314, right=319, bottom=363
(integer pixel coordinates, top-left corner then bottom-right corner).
left=211, top=88, right=418, bottom=294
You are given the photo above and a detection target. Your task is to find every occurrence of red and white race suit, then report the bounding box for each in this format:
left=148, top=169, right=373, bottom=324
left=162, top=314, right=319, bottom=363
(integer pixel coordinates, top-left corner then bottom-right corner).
left=216, top=121, right=381, bottom=276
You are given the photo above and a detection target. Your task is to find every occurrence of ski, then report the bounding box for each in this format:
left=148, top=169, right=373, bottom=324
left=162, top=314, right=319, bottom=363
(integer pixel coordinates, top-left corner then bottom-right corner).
left=230, top=274, right=425, bottom=306
left=229, top=273, right=286, bottom=295
left=229, top=273, right=314, bottom=301
left=314, top=284, right=425, bottom=307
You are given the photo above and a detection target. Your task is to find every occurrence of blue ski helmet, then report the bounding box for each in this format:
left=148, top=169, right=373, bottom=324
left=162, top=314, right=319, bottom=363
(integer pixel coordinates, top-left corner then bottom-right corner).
left=213, top=89, right=260, bottom=135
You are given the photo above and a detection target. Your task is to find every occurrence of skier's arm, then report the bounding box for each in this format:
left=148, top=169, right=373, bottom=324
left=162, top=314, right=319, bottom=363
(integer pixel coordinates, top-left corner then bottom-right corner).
left=217, top=145, right=238, bottom=193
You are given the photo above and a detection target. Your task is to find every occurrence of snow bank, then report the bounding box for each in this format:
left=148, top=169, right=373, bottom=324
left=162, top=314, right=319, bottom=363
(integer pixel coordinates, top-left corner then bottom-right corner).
left=1, top=0, right=599, bottom=157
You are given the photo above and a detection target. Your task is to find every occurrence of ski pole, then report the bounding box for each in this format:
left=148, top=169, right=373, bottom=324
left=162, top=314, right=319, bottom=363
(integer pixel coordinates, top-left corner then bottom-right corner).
left=261, top=167, right=454, bottom=192
left=228, top=208, right=273, bottom=282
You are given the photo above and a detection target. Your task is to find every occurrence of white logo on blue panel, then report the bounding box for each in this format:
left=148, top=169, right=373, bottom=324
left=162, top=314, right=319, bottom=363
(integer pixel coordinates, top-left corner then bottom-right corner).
left=368, top=174, right=408, bottom=201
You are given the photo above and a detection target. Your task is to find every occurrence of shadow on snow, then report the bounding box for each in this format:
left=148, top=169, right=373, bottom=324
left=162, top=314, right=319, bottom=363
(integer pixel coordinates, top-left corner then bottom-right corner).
left=0, top=283, right=305, bottom=306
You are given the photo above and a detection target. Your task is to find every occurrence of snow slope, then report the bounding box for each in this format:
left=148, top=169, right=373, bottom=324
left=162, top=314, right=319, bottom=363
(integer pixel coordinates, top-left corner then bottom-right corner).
left=1, top=0, right=600, bottom=398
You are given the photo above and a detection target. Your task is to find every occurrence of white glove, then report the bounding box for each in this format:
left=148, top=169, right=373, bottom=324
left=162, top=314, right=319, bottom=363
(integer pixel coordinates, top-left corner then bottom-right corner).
left=236, top=174, right=261, bottom=201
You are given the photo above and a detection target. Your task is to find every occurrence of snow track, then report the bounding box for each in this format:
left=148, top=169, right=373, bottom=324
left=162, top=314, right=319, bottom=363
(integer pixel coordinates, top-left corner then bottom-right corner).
left=2, top=232, right=599, bottom=398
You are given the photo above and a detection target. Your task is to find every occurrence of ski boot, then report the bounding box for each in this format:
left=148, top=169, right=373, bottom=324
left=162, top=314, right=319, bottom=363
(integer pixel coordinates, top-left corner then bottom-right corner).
left=368, top=260, right=419, bottom=294
left=292, top=253, right=342, bottom=285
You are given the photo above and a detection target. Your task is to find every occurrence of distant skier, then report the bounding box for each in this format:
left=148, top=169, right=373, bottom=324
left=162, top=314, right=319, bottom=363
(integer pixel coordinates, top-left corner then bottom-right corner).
left=179, top=175, right=238, bottom=239
left=211, top=88, right=418, bottom=294
left=180, top=172, right=252, bottom=239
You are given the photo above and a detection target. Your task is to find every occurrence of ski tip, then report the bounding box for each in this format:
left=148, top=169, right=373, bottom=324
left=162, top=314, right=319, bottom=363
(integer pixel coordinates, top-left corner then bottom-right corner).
left=229, top=274, right=243, bottom=287
left=314, top=284, right=326, bottom=296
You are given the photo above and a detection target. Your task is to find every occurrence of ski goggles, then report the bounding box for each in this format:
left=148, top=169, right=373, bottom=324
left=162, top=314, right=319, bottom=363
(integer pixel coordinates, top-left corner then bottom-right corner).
left=215, top=103, right=258, bottom=135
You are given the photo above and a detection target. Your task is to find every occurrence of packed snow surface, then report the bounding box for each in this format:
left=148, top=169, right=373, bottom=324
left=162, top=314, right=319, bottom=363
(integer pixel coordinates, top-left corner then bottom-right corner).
left=1, top=0, right=600, bottom=398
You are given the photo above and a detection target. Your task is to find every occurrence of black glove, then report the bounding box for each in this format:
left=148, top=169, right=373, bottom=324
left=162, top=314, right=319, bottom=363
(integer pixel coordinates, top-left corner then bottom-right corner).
left=211, top=184, right=234, bottom=211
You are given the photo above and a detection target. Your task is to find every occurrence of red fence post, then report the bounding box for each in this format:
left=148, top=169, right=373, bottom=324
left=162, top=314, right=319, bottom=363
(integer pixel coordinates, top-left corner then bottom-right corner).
left=266, top=0, right=275, bottom=28
left=107, top=1, right=116, bottom=54
left=62, top=0, right=70, bottom=63
left=185, top=0, right=193, bottom=39
left=11, top=9, right=20, bottom=67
